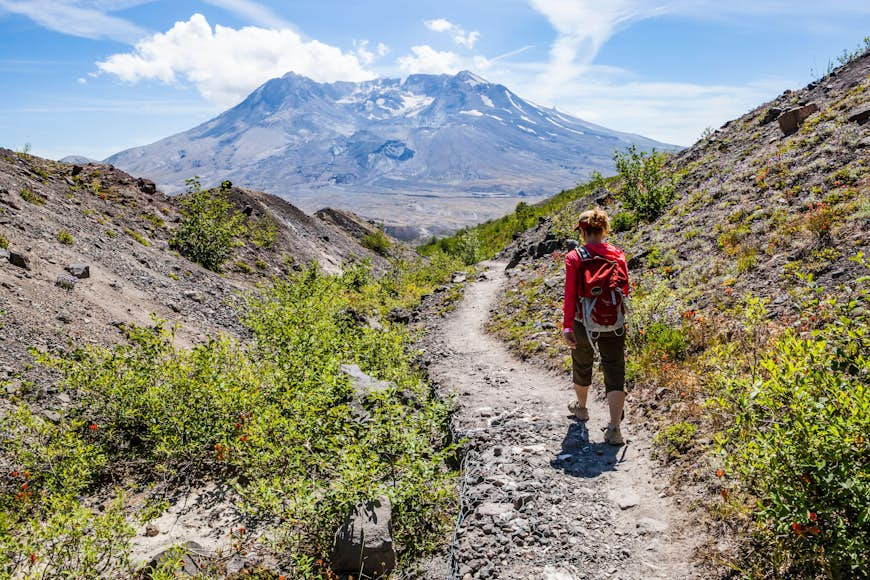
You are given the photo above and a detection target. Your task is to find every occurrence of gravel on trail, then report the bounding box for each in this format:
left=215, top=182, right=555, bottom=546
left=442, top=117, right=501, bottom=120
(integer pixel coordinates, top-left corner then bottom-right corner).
left=423, top=261, right=702, bottom=580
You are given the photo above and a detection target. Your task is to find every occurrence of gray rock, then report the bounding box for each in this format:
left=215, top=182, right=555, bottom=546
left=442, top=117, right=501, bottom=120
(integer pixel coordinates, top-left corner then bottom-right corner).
left=330, top=496, right=396, bottom=577
left=64, top=263, right=90, bottom=279
left=182, top=290, right=204, bottom=303
left=452, top=271, right=467, bottom=283
left=144, top=541, right=209, bottom=577
left=636, top=517, right=668, bottom=534
left=8, top=251, right=30, bottom=270
left=0, top=248, right=9, bottom=261
left=387, top=307, right=411, bottom=324
left=847, top=106, right=870, bottom=125
left=615, top=492, right=640, bottom=510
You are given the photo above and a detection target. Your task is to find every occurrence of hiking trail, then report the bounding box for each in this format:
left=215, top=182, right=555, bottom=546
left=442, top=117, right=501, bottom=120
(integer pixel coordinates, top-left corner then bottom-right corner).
left=425, top=260, right=702, bottom=579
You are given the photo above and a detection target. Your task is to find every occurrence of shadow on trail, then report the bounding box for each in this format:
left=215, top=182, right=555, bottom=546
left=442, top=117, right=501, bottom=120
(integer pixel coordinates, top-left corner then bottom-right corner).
left=549, top=419, right=621, bottom=478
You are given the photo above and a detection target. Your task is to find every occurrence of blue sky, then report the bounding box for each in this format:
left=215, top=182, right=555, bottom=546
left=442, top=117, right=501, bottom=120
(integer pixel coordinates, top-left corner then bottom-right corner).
left=0, top=0, right=867, bottom=160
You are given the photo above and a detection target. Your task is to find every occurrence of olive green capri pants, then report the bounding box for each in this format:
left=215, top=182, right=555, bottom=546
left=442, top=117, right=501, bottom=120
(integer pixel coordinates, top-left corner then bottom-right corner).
left=571, top=326, right=626, bottom=393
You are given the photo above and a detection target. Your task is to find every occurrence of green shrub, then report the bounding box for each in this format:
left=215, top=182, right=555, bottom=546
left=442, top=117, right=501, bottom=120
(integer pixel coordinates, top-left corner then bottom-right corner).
left=19, top=257, right=462, bottom=575
left=613, top=145, right=677, bottom=222
left=56, top=230, right=74, bottom=245
left=362, top=228, right=391, bottom=255
left=644, top=321, right=688, bottom=361
left=170, top=178, right=244, bottom=271
left=712, top=287, right=869, bottom=577
left=652, top=422, right=696, bottom=458
left=611, top=211, right=637, bottom=233
left=0, top=234, right=8, bottom=249
left=454, top=229, right=482, bottom=266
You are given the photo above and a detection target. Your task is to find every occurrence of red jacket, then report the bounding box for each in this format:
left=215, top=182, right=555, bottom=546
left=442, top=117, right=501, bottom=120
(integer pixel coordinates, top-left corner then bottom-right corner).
left=563, top=242, right=630, bottom=331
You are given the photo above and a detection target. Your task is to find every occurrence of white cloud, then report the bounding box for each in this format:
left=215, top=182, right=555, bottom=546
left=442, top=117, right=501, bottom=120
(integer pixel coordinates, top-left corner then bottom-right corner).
left=96, top=14, right=376, bottom=107
left=424, top=17, right=480, bottom=49
left=0, top=0, right=148, bottom=42
left=397, top=45, right=465, bottom=75
left=377, top=43, right=390, bottom=57
left=424, top=18, right=453, bottom=33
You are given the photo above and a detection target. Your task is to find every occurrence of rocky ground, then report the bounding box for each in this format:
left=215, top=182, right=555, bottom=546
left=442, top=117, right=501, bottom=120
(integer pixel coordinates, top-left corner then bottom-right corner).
left=421, top=261, right=704, bottom=580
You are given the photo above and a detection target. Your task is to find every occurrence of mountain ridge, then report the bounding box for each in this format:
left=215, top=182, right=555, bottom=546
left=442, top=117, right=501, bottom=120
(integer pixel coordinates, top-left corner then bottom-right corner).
left=106, top=70, right=678, bottom=239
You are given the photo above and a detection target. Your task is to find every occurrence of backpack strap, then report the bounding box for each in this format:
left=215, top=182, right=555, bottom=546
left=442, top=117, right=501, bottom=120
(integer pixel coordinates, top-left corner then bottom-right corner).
left=577, top=246, right=591, bottom=260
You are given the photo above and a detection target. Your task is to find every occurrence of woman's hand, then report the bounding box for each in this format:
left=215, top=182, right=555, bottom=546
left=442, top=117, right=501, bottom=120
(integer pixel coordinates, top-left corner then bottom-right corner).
left=563, top=329, right=577, bottom=349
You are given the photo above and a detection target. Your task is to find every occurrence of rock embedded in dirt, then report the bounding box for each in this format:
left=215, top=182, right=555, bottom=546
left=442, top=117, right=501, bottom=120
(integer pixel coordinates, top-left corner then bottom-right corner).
left=144, top=541, right=209, bottom=578
left=64, top=263, right=90, bottom=279
left=8, top=251, right=30, bottom=269
left=387, top=307, right=412, bottom=324
left=847, top=106, right=870, bottom=124
left=330, top=496, right=396, bottom=578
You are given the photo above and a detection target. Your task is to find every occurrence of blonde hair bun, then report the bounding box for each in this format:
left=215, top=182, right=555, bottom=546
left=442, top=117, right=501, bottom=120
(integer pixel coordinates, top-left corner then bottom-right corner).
left=576, top=208, right=611, bottom=236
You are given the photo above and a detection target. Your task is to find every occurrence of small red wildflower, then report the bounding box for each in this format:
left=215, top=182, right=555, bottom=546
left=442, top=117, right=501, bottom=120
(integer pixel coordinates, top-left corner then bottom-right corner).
left=89, top=423, right=98, bottom=431
left=21, top=482, right=28, bottom=490
left=716, top=469, right=725, bottom=478
left=809, top=512, right=817, bottom=522
left=235, top=422, right=242, bottom=430
left=240, top=435, right=247, bottom=443
left=11, top=470, right=18, bottom=478
left=724, top=287, right=733, bottom=295
left=29, top=553, right=37, bottom=564
left=720, top=488, right=729, bottom=500
left=791, top=522, right=802, bottom=534
left=23, top=471, right=30, bottom=479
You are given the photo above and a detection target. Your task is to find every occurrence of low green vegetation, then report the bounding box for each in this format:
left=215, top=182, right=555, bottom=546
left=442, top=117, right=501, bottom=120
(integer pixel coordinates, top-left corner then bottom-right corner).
left=19, top=187, right=45, bottom=206
left=124, top=228, right=151, bottom=247
left=1, top=254, right=465, bottom=577
left=0, top=234, right=8, bottom=249
left=170, top=179, right=244, bottom=271
left=362, top=228, right=392, bottom=255
left=56, top=230, right=74, bottom=245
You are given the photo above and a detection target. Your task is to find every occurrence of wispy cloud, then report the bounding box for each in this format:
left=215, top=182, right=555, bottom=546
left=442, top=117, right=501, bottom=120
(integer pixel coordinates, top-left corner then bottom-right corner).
left=0, top=0, right=149, bottom=42
left=424, top=18, right=480, bottom=49
left=96, top=14, right=376, bottom=107
left=201, top=0, right=293, bottom=29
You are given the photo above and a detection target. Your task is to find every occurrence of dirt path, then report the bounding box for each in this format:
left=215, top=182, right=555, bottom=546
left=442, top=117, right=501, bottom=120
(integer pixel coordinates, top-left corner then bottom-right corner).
left=426, top=261, right=702, bottom=580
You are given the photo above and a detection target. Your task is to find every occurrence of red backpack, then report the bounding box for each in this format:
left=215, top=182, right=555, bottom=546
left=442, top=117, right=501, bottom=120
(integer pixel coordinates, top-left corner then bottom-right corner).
left=575, top=245, right=628, bottom=340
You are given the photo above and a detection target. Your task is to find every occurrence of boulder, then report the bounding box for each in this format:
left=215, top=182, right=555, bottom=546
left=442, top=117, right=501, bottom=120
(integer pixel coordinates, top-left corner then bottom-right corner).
left=64, top=263, right=90, bottom=279
left=759, top=107, right=782, bottom=125
left=8, top=251, right=30, bottom=270
left=452, top=271, right=467, bottom=283
left=331, top=497, right=396, bottom=578
left=777, top=103, right=819, bottom=135
left=0, top=248, right=9, bottom=261
left=136, top=177, right=157, bottom=195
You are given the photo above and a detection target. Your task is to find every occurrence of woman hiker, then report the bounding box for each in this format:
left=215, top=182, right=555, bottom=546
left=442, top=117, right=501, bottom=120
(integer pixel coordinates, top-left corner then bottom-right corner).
left=562, top=208, right=630, bottom=446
